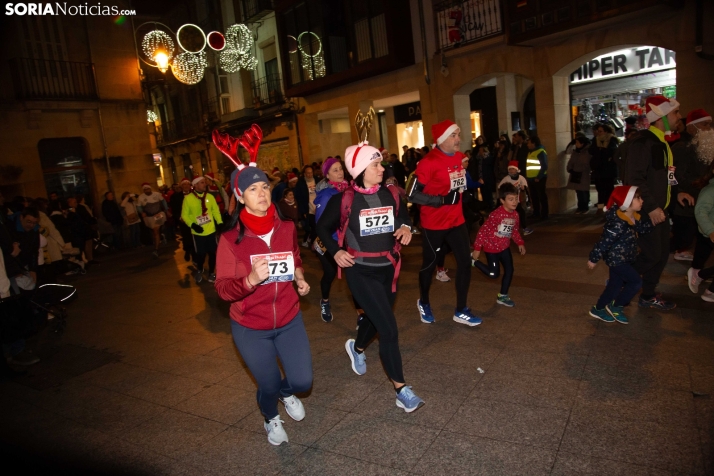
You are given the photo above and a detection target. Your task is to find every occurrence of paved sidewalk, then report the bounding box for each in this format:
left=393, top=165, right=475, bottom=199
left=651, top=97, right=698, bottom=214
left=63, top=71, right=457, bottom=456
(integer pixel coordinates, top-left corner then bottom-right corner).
left=1, top=214, right=712, bottom=475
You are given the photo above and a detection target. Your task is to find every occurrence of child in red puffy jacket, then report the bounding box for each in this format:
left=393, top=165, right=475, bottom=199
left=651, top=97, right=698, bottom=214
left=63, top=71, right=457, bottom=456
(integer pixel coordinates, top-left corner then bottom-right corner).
left=472, top=183, right=526, bottom=307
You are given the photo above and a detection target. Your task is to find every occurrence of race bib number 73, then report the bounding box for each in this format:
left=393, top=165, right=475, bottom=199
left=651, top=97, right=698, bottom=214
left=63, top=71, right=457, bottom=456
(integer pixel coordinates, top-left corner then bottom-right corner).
left=359, top=206, right=394, bottom=236
left=249, top=252, right=295, bottom=284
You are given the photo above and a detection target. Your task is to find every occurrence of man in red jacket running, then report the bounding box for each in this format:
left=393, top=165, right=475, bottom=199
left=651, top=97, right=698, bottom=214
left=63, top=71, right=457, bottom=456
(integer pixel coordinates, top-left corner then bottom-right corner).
left=409, top=120, right=481, bottom=326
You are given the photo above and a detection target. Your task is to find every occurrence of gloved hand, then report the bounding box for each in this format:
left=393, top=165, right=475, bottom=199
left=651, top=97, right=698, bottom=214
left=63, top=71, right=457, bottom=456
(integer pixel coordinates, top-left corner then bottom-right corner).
left=191, top=223, right=204, bottom=233
left=442, top=190, right=461, bottom=206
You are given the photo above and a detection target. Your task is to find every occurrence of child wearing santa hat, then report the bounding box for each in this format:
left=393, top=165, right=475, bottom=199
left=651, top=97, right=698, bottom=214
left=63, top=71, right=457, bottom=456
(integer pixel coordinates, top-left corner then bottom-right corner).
left=587, top=185, right=653, bottom=323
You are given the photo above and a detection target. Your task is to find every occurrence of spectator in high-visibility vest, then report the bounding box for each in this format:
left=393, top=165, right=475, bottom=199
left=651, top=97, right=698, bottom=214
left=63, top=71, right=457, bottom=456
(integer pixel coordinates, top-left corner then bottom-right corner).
left=181, top=175, right=223, bottom=284
left=526, top=136, right=549, bottom=220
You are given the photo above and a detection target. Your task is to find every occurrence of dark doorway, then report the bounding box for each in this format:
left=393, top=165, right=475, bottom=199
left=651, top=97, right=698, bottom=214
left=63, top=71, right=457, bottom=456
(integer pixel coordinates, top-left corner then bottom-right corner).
left=523, top=88, right=537, bottom=136
left=469, top=86, right=498, bottom=146
left=38, top=137, right=93, bottom=204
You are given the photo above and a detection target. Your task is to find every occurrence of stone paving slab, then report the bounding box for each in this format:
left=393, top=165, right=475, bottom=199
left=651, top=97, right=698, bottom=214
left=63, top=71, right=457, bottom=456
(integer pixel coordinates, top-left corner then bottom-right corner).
left=1, top=213, right=712, bottom=474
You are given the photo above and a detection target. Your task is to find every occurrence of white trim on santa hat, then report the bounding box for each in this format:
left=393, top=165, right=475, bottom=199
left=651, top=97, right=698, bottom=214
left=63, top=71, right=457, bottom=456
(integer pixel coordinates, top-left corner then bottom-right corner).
left=646, top=98, right=680, bottom=123
left=620, top=185, right=638, bottom=211
left=192, top=176, right=205, bottom=185
left=436, top=123, right=459, bottom=146
left=689, top=115, right=712, bottom=126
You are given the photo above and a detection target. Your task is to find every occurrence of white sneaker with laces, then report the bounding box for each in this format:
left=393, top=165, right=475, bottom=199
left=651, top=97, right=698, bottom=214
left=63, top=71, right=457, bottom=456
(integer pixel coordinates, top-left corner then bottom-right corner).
left=688, top=268, right=703, bottom=294
left=280, top=395, right=305, bottom=421
left=435, top=269, right=451, bottom=282
left=264, top=416, right=289, bottom=446
left=674, top=251, right=694, bottom=261
left=702, top=290, right=714, bottom=303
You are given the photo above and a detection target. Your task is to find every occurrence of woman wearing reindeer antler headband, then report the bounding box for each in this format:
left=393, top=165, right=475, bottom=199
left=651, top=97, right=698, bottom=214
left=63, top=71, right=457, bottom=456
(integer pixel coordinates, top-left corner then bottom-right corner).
left=212, top=125, right=313, bottom=447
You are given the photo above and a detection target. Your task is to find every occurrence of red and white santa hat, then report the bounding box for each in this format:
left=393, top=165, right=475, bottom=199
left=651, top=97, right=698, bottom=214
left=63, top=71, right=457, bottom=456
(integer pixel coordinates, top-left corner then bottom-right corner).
left=507, top=160, right=520, bottom=171
left=141, top=182, right=152, bottom=190
left=179, top=177, right=190, bottom=185
left=645, top=95, right=680, bottom=123
left=687, top=109, right=712, bottom=126
left=345, top=143, right=382, bottom=179
left=432, top=120, right=459, bottom=147
left=287, top=172, right=298, bottom=183
left=191, top=175, right=204, bottom=185
left=606, top=185, right=638, bottom=211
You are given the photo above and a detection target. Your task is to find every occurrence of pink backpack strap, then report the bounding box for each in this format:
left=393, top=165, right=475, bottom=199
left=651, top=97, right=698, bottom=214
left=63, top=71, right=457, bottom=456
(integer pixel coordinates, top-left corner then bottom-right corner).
left=336, top=188, right=354, bottom=281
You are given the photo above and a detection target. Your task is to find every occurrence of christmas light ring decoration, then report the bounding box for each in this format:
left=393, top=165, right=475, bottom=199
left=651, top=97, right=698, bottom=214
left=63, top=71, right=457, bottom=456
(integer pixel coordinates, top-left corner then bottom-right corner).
left=295, top=31, right=326, bottom=80
left=141, top=29, right=175, bottom=73
left=171, top=51, right=208, bottom=85
left=287, top=35, right=298, bottom=54
left=147, top=110, right=159, bottom=123
left=176, top=23, right=206, bottom=54
left=212, top=124, right=263, bottom=198
left=297, top=31, right=322, bottom=57
left=207, top=31, right=226, bottom=51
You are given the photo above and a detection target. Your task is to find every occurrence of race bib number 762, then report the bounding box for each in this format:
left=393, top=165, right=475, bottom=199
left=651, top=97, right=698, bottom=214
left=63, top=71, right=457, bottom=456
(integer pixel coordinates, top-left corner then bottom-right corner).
left=249, top=252, right=295, bottom=284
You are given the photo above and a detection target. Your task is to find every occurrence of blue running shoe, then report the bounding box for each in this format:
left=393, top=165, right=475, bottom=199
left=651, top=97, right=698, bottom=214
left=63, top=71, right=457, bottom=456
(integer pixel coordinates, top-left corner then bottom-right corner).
left=395, top=386, right=425, bottom=413
left=496, top=294, right=515, bottom=307
left=453, top=307, right=482, bottom=327
left=606, top=302, right=628, bottom=324
left=638, top=295, right=676, bottom=311
left=589, top=306, right=615, bottom=322
left=417, top=299, right=435, bottom=324
left=345, top=339, right=366, bottom=375
left=320, top=300, right=333, bottom=323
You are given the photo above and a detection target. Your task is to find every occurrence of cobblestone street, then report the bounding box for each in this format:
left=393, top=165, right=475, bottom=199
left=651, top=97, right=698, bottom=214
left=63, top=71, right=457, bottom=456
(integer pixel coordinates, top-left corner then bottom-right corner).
left=1, top=214, right=712, bottom=475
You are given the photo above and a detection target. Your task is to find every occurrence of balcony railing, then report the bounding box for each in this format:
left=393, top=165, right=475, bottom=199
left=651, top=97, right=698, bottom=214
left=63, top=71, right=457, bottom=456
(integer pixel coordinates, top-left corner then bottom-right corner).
left=434, top=0, right=503, bottom=51
left=251, top=73, right=285, bottom=109
left=9, top=57, right=98, bottom=101
left=156, top=114, right=205, bottom=145
left=241, top=0, right=274, bottom=22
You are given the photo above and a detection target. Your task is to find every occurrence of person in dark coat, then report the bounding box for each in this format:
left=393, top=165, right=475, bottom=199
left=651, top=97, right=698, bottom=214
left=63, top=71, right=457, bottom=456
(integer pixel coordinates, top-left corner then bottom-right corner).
left=589, top=123, right=620, bottom=215
left=102, top=192, right=124, bottom=249
left=387, top=153, right=407, bottom=188
left=566, top=136, right=592, bottom=213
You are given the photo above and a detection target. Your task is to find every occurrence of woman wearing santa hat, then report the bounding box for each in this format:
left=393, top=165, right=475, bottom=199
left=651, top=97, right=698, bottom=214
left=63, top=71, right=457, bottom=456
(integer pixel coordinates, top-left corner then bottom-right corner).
left=316, top=140, right=425, bottom=413
left=213, top=126, right=312, bottom=446
left=409, top=119, right=481, bottom=327
left=136, top=182, right=168, bottom=258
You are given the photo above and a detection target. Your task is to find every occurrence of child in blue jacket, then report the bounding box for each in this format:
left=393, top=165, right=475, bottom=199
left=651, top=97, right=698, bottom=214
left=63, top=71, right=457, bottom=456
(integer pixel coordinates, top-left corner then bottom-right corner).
left=587, top=185, right=652, bottom=324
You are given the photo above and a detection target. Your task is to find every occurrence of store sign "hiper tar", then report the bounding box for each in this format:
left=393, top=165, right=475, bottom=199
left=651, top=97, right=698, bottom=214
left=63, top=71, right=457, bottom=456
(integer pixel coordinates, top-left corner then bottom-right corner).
left=570, top=47, right=676, bottom=84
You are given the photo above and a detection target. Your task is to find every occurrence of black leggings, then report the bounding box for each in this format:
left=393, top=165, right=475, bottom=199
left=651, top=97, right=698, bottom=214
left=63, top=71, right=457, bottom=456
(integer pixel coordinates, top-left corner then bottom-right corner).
left=346, top=264, right=404, bottom=384
left=419, top=224, right=472, bottom=310
left=593, top=178, right=614, bottom=206
left=193, top=233, right=217, bottom=273
left=316, top=249, right=362, bottom=310
left=474, top=248, right=514, bottom=295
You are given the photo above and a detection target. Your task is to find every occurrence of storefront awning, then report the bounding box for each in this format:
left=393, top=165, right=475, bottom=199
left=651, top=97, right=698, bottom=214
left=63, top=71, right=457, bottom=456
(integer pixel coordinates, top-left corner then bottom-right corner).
left=570, top=69, right=676, bottom=101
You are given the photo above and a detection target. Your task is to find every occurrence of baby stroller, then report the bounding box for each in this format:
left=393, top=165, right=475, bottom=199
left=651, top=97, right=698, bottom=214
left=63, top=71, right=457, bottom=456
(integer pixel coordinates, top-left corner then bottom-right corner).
left=30, top=283, right=76, bottom=334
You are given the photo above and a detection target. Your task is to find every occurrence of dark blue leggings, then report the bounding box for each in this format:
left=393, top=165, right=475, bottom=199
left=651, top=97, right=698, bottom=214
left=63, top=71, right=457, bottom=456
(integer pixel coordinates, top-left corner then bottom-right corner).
left=474, top=248, right=514, bottom=295
left=596, top=263, right=642, bottom=309
left=230, top=312, right=313, bottom=420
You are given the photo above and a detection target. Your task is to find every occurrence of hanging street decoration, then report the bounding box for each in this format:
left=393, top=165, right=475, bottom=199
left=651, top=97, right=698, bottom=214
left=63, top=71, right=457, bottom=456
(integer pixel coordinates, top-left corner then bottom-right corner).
left=207, top=31, right=226, bottom=51
left=218, top=23, right=257, bottom=73
left=147, top=110, right=159, bottom=123
left=141, top=29, right=175, bottom=73
left=295, top=31, right=326, bottom=80
left=171, top=51, right=208, bottom=85
left=176, top=23, right=207, bottom=54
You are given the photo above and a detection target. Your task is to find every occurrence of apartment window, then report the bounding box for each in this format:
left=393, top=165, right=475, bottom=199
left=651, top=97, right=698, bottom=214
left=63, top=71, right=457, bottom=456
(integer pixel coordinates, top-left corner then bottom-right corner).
left=282, top=1, right=327, bottom=85
left=221, top=97, right=231, bottom=115
left=219, top=75, right=230, bottom=94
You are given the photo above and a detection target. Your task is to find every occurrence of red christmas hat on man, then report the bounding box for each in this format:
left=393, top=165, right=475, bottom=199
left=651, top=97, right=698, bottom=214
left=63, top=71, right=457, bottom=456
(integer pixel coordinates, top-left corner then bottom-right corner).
left=507, top=160, right=520, bottom=171
left=645, top=95, right=679, bottom=123
left=687, top=109, right=712, bottom=126
left=191, top=175, right=204, bottom=186
left=606, top=185, right=639, bottom=211
left=431, top=120, right=459, bottom=147
left=287, top=172, right=298, bottom=183
left=141, top=182, right=152, bottom=190
left=179, top=177, right=190, bottom=185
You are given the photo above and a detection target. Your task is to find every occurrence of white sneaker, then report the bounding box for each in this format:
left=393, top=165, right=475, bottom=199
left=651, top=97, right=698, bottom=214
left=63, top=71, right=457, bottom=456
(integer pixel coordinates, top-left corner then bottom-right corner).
left=280, top=395, right=305, bottom=421
left=702, top=290, right=714, bottom=303
left=435, top=269, right=451, bottom=282
left=674, top=251, right=694, bottom=261
left=301, top=240, right=310, bottom=248
left=264, top=416, right=288, bottom=445
left=688, top=268, right=703, bottom=294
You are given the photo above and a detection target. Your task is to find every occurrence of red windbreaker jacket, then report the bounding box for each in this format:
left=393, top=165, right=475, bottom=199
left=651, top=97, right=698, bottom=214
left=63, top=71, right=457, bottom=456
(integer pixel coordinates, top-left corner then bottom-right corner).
left=215, top=215, right=303, bottom=330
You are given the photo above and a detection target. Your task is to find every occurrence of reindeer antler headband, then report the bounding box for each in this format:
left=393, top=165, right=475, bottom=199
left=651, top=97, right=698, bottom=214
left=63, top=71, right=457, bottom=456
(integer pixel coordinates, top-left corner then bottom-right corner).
left=212, top=124, right=264, bottom=197
left=350, top=107, right=375, bottom=169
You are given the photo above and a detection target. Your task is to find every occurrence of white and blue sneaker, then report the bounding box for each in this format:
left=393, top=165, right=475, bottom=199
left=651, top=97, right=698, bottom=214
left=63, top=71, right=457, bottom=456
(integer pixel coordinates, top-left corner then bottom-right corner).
left=453, top=307, right=482, bottom=327
left=417, top=299, right=435, bottom=324
left=395, top=386, right=425, bottom=413
left=264, top=415, right=288, bottom=446
left=279, top=395, right=305, bottom=421
left=345, top=339, right=366, bottom=375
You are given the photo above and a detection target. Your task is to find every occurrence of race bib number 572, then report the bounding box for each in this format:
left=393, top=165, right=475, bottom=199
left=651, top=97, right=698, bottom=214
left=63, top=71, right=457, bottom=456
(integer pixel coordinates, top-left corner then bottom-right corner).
left=359, top=206, right=394, bottom=236
left=249, top=252, right=295, bottom=284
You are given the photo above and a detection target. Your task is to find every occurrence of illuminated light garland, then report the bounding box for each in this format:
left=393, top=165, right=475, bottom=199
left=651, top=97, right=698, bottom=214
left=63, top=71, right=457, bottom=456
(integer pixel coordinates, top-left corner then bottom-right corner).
left=147, top=110, right=159, bottom=123
left=293, top=31, right=326, bottom=80
left=218, top=48, right=242, bottom=73
left=171, top=51, right=208, bottom=85
left=176, top=23, right=206, bottom=53
left=141, top=30, right=175, bottom=64
left=225, top=24, right=253, bottom=55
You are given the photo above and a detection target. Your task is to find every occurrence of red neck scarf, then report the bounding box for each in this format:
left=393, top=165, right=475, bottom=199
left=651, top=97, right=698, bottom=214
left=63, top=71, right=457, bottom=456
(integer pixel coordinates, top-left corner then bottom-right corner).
left=240, top=203, right=275, bottom=235
left=329, top=180, right=349, bottom=192
left=192, top=190, right=208, bottom=215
